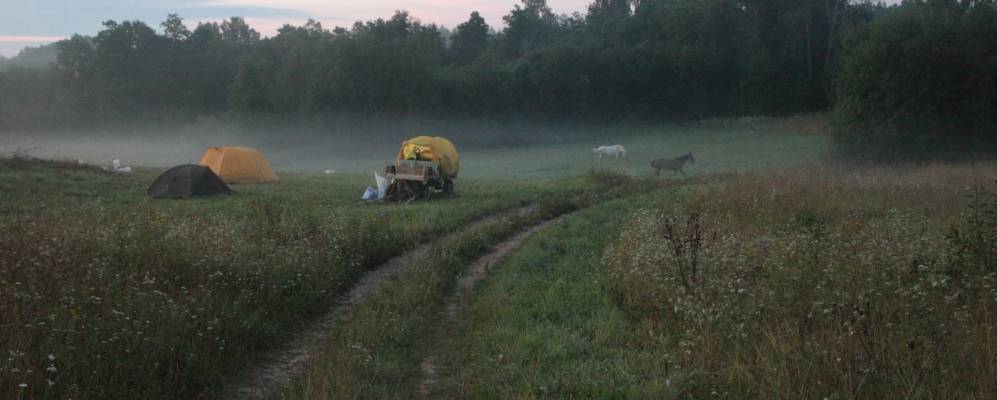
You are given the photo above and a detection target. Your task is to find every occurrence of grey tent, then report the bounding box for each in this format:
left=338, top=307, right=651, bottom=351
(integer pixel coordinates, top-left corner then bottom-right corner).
left=147, top=164, right=232, bottom=198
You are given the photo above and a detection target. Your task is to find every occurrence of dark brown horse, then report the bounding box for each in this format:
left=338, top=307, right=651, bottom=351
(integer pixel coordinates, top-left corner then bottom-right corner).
left=651, top=153, right=695, bottom=176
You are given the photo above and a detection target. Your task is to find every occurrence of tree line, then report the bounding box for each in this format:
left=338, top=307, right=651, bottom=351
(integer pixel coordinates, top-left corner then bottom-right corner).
left=832, top=0, right=997, bottom=160
left=1, top=0, right=995, bottom=160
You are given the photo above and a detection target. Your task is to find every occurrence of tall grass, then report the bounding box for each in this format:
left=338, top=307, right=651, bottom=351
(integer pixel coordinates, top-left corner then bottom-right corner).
left=602, top=163, right=997, bottom=398
left=0, top=159, right=608, bottom=399
left=0, top=200, right=402, bottom=399
left=278, top=171, right=645, bottom=399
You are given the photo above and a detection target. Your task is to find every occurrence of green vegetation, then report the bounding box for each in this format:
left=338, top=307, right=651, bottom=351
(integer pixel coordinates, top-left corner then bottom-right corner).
left=277, top=179, right=645, bottom=399
left=0, top=44, right=58, bottom=71
left=2, top=0, right=874, bottom=129
left=5, top=1, right=995, bottom=160
left=602, top=164, right=997, bottom=397
left=0, top=117, right=816, bottom=398
left=0, top=156, right=609, bottom=399
left=2, top=117, right=994, bottom=399
left=0, top=116, right=827, bottom=179
left=418, top=162, right=997, bottom=399
left=304, top=119, right=827, bottom=180
left=422, top=192, right=672, bottom=398
left=833, top=1, right=997, bottom=160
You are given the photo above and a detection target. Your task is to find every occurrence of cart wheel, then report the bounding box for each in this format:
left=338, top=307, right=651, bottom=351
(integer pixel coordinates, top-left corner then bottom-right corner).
left=442, top=179, right=454, bottom=195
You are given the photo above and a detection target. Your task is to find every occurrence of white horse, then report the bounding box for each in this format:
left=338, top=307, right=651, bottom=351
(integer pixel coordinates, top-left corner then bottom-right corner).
left=593, top=145, right=626, bottom=161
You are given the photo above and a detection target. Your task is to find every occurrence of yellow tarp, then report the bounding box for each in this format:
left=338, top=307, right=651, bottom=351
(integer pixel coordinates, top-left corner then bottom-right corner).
left=397, top=136, right=459, bottom=177
left=198, top=146, right=279, bottom=184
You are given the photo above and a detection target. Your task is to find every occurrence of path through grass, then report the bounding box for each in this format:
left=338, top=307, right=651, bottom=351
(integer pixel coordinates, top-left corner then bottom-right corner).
left=425, top=162, right=997, bottom=399
left=423, top=192, right=673, bottom=398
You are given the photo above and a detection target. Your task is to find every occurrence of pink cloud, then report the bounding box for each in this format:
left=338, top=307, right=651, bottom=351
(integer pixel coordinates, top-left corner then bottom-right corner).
left=202, top=1, right=591, bottom=32
left=0, top=35, right=66, bottom=43
left=0, top=1, right=593, bottom=55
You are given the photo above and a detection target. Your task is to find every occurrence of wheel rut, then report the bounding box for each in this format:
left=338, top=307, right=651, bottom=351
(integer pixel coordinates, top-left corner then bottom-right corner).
left=219, top=206, right=536, bottom=400
left=418, top=215, right=567, bottom=397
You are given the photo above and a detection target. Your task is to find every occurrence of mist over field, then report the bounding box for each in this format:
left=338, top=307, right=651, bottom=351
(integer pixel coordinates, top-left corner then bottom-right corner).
left=1, top=116, right=827, bottom=179
left=1, top=119, right=580, bottom=172
left=3, top=0, right=994, bottom=163
left=2, top=1, right=997, bottom=399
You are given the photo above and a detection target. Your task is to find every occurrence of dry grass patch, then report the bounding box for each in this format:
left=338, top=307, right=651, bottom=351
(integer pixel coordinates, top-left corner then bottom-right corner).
left=603, top=162, right=997, bottom=399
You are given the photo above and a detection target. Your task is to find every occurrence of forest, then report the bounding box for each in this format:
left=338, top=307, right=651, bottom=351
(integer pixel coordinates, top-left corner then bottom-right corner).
left=1, top=0, right=995, bottom=160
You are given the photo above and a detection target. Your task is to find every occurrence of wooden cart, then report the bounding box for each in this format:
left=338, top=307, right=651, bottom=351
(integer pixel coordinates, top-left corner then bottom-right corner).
left=383, top=159, right=455, bottom=201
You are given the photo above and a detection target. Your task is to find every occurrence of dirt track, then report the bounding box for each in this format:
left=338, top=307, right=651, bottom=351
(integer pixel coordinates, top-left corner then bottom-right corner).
left=418, top=215, right=567, bottom=397
left=221, top=206, right=537, bottom=400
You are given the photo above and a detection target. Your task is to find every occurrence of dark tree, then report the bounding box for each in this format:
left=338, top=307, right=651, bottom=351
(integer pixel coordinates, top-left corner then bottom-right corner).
left=229, top=55, right=271, bottom=112
left=450, top=11, right=490, bottom=66
left=13, top=0, right=989, bottom=162
left=502, top=0, right=559, bottom=58
left=161, top=13, right=191, bottom=41
left=833, top=0, right=997, bottom=160
left=221, top=17, right=261, bottom=45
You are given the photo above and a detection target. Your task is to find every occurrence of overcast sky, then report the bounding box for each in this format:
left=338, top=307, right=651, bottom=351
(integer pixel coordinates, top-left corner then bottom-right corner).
left=0, top=0, right=592, bottom=57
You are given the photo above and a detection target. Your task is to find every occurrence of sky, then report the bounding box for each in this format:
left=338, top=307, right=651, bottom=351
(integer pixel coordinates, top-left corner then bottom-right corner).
left=0, top=0, right=591, bottom=57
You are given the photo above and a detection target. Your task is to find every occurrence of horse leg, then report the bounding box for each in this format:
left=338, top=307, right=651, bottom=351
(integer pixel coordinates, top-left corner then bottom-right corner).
left=679, top=169, right=686, bottom=176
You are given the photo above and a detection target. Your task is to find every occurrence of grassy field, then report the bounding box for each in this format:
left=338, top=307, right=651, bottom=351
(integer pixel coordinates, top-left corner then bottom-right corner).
left=8, top=116, right=991, bottom=399
left=2, top=115, right=827, bottom=179
left=329, top=122, right=827, bottom=180
left=274, top=173, right=655, bottom=399
left=602, top=164, right=997, bottom=398
left=0, top=156, right=619, bottom=399
left=422, top=162, right=997, bottom=399
left=423, top=192, right=673, bottom=398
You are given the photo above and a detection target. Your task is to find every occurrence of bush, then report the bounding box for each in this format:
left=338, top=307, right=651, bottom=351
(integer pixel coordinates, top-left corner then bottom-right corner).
left=832, top=1, right=997, bottom=161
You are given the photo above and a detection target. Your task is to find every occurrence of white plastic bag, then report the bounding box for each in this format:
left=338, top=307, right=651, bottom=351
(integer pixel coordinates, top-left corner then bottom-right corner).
left=361, top=187, right=378, bottom=201
left=374, top=172, right=389, bottom=199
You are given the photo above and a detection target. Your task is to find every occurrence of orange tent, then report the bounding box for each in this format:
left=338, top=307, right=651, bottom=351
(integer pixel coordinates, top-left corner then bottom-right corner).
left=198, top=146, right=279, bottom=184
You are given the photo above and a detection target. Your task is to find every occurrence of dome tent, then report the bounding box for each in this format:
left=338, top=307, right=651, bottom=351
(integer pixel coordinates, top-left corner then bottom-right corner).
left=198, top=146, right=278, bottom=184
left=147, top=164, right=232, bottom=198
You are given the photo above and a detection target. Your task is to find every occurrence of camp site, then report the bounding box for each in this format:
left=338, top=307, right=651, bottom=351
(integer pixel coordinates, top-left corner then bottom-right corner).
left=2, top=1, right=996, bottom=399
